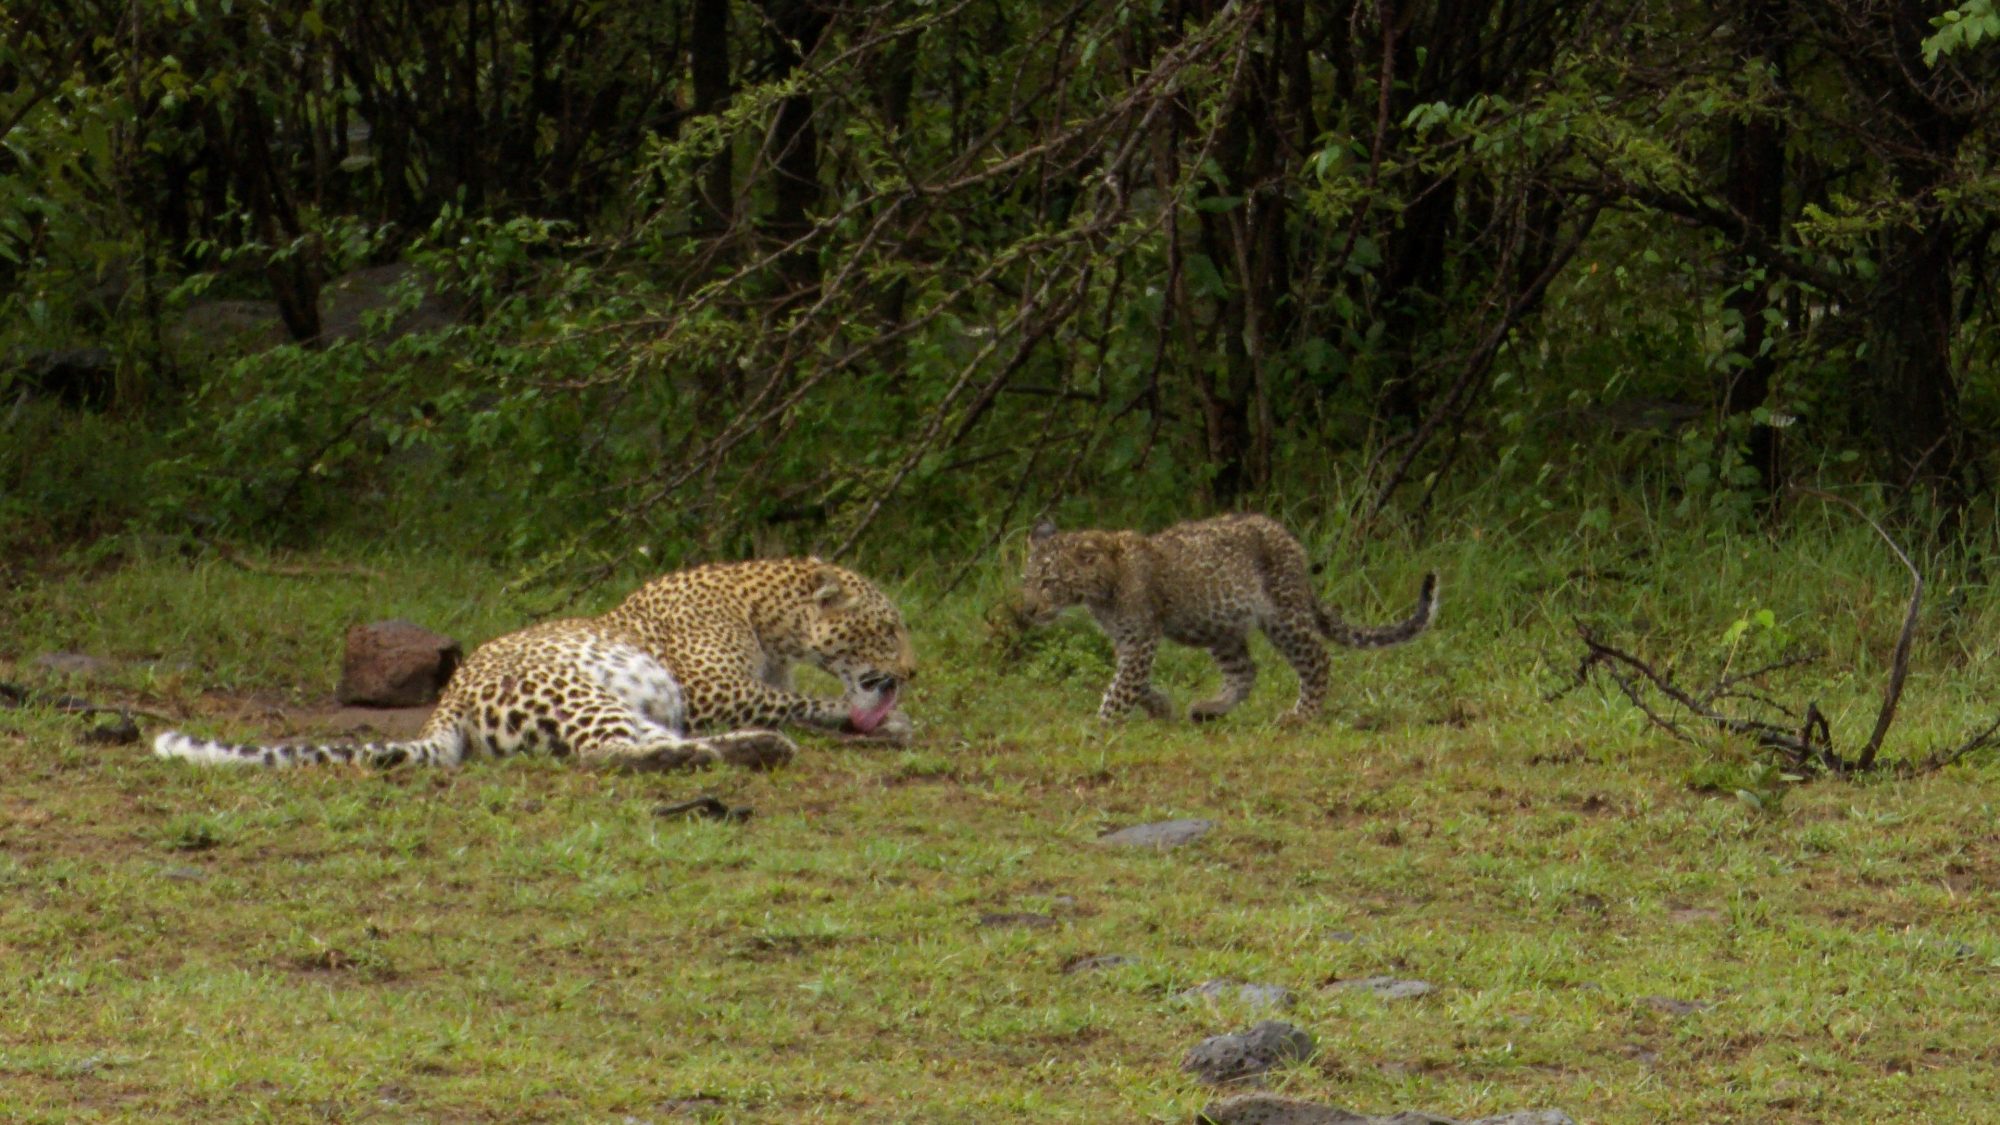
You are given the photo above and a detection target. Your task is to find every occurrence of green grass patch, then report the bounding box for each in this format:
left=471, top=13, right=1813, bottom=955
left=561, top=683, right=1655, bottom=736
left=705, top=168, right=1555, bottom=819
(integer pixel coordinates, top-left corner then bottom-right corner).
left=2, top=518, right=1999, bottom=1121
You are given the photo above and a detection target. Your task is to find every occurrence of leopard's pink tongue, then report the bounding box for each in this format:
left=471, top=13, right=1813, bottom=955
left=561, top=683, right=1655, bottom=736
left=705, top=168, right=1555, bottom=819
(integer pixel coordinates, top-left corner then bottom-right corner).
left=848, top=687, right=898, bottom=734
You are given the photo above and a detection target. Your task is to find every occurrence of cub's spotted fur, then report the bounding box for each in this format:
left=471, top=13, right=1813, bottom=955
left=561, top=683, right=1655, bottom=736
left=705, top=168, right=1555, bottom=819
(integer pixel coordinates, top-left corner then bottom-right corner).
left=155, top=558, right=915, bottom=771
left=1018, top=514, right=1435, bottom=724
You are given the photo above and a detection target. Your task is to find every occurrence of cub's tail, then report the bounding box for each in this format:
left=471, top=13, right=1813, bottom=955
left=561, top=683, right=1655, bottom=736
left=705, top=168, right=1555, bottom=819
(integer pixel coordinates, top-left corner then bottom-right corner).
left=153, top=729, right=464, bottom=768
left=1317, top=572, right=1438, bottom=648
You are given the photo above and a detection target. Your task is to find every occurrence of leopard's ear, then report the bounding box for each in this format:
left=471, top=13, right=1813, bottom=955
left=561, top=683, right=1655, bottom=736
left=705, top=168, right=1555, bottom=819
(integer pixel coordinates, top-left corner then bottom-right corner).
left=1031, top=518, right=1058, bottom=542
left=810, top=565, right=856, bottom=610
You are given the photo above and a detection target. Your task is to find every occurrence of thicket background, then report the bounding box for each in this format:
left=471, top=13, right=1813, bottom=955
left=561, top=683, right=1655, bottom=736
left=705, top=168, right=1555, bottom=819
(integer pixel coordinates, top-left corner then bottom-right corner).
left=6, top=0, right=2000, bottom=575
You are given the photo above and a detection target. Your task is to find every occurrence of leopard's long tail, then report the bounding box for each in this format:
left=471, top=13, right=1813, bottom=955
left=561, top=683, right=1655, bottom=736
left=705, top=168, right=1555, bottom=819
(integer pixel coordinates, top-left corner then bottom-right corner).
left=1316, top=572, right=1438, bottom=648
left=153, top=728, right=466, bottom=768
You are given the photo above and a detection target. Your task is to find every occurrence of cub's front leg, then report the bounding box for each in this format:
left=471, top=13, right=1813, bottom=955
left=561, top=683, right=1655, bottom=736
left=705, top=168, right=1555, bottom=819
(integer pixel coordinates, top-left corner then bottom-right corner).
left=1099, top=632, right=1174, bottom=720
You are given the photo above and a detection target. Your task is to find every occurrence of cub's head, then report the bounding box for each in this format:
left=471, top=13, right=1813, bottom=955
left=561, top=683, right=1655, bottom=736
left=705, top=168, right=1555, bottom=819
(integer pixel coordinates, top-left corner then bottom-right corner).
left=1017, top=519, right=1123, bottom=625
left=801, top=562, right=916, bottom=733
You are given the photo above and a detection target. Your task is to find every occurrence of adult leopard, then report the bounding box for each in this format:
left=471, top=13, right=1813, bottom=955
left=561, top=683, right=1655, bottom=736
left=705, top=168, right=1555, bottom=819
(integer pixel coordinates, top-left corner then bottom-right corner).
left=154, top=558, right=915, bottom=771
left=1017, top=514, right=1435, bottom=724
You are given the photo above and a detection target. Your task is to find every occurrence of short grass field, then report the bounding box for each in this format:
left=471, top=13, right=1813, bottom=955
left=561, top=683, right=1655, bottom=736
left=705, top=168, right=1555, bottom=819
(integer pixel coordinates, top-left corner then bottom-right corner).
left=5, top=511, right=2000, bottom=1123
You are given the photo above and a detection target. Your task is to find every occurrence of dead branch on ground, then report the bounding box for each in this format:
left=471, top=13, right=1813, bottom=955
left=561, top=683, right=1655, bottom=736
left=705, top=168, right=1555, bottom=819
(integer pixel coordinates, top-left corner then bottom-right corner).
left=1559, top=491, right=2000, bottom=776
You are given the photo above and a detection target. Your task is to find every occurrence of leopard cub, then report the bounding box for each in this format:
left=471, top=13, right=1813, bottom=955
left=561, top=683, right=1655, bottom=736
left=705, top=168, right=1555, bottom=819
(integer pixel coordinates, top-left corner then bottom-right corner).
left=1017, top=513, right=1436, bottom=724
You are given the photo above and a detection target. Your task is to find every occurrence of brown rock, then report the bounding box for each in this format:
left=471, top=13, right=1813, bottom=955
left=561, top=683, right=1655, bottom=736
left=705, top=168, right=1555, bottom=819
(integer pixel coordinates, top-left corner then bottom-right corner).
left=335, top=620, right=460, bottom=707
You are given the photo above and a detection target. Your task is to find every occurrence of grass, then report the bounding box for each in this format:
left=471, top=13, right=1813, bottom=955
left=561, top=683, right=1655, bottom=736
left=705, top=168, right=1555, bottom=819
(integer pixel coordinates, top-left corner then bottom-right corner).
left=3, top=509, right=2000, bottom=1122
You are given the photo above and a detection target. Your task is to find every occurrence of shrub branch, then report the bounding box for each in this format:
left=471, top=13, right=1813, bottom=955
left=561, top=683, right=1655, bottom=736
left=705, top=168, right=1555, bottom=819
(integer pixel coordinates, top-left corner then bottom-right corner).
left=1563, top=490, right=2000, bottom=776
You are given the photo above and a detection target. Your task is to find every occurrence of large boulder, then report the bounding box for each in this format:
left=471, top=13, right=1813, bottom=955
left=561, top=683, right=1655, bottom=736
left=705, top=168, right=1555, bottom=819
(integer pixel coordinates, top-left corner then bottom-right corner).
left=335, top=620, right=460, bottom=707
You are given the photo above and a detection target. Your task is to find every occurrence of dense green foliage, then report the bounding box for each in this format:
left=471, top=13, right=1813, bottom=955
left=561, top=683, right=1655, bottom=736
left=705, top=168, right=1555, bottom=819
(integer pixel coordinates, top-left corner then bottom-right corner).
left=5, top=0, right=2000, bottom=565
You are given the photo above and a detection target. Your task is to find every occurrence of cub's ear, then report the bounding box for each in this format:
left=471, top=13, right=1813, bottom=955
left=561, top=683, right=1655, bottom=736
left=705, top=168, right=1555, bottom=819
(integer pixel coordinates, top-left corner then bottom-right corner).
left=1031, top=518, right=1058, bottom=542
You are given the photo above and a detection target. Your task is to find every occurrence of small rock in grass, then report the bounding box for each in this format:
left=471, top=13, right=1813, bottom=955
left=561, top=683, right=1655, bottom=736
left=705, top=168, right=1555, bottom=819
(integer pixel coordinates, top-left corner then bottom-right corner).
left=1640, top=995, right=1708, bottom=1016
left=82, top=715, right=140, bottom=746
left=1098, top=818, right=1213, bottom=848
left=1665, top=907, right=1721, bottom=925
left=978, top=911, right=1057, bottom=929
left=1178, top=979, right=1297, bottom=1012
left=1062, top=953, right=1137, bottom=973
left=1197, top=1094, right=1369, bottom=1124
left=158, top=865, right=209, bottom=882
left=657, top=1095, right=729, bottom=1119
left=31, top=652, right=115, bottom=679
left=1196, top=1100, right=1577, bottom=1125
left=1181, top=1020, right=1315, bottom=1085
left=1621, top=1042, right=1661, bottom=1065
left=1333, top=976, right=1434, bottom=1001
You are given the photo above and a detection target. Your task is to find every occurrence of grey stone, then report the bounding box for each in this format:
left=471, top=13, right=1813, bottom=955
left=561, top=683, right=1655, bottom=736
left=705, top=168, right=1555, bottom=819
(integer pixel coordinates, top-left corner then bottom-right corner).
left=31, top=652, right=115, bottom=679
left=1665, top=907, right=1721, bottom=925
left=1333, top=976, right=1435, bottom=1000
left=1179, top=979, right=1297, bottom=1011
left=1640, top=995, right=1708, bottom=1016
left=1197, top=1094, right=1369, bottom=1125
left=1184, top=1096, right=1576, bottom=1120
left=1195, top=1098, right=1577, bottom=1125
left=1062, top=953, right=1136, bottom=973
left=1098, top=818, right=1213, bottom=848
left=978, top=911, right=1057, bottom=929
left=336, top=620, right=461, bottom=707
left=657, top=1095, right=728, bottom=1119
left=158, top=865, right=209, bottom=882
left=1181, top=1020, right=1315, bottom=1085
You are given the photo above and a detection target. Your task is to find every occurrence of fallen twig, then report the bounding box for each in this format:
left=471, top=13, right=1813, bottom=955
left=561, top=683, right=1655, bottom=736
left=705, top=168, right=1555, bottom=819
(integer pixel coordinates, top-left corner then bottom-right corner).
left=655, top=796, right=753, bottom=822
left=1562, top=489, right=2000, bottom=776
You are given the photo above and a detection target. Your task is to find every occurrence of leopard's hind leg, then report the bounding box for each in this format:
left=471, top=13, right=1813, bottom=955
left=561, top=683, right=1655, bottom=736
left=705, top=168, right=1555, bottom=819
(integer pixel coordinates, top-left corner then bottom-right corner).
left=565, top=719, right=793, bottom=772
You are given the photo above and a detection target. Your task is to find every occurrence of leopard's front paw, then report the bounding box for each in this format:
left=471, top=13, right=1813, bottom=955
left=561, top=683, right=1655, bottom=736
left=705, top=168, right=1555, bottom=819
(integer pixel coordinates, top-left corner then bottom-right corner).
left=714, top=730, right=797, bottom=771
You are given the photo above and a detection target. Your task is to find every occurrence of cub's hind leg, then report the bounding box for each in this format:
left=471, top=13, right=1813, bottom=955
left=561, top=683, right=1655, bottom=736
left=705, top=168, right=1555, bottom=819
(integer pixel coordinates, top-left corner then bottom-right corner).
left=1190, top=634, right=1258, bottom=722
left=1264, top=613, right=1330, bottom=726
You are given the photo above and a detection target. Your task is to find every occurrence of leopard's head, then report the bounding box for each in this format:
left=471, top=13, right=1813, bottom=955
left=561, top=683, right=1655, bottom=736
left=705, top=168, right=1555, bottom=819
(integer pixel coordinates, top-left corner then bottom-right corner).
left=1017, top=519, right=1122, bottom=625
left=800, top=563, right=916, bottom=732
